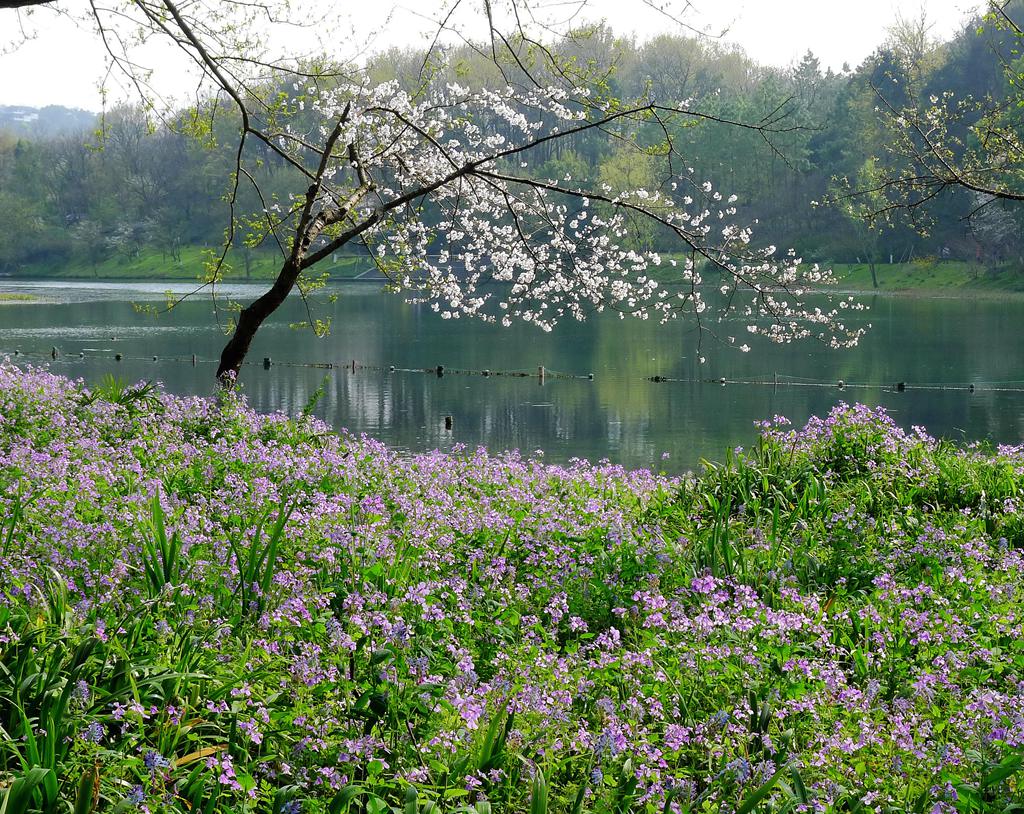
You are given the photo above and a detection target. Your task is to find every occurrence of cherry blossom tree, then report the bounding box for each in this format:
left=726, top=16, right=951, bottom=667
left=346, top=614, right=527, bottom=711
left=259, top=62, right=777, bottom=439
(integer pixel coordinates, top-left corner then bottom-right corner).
left=2, top=0, right=867, bottom=380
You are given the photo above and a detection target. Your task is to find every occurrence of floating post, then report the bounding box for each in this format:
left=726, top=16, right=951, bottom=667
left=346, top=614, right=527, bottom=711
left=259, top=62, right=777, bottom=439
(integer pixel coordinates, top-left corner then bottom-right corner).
left=588, top=373, right=594, bottom=380
left=720, top=377, right=726, bottom=386
left=263, top=357, right=272, bottom=370
left=79, top=352, right=84, bottom=358
left=837, top=379, right=845, bottom=390
left=444, top=415, right=453, bottom=430
left=13, top=349, right=19, bottom=356
left=969, top=383, right=975, bottom=393
left=50, top=346, right=58, bottom=360
left=436, top=365, right=444, bottom=378
left=538, top=365, right=546, bottom=380
left=388, top=365, right=395, bottom=372
left=483, top=369, right=490, bottom=377
left=152, top=355, right=158, bottom=362
left=896, top=381, right=905, bottom=392
left=191, top=354, right=197, bottom=366
left=351, top=359, right=357, bottom=374
left=773, top=371, right=778, bottom=391
left=115, top=353, right=123, bottom=362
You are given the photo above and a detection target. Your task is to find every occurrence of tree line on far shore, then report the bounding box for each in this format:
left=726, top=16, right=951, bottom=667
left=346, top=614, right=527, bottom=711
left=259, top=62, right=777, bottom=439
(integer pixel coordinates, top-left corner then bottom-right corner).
left=1, top=5, right=1021, bottom=278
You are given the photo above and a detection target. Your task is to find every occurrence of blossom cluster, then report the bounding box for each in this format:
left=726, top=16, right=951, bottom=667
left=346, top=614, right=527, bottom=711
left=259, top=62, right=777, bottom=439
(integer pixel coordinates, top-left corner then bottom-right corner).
left=268, top=79, right=866, bottom=348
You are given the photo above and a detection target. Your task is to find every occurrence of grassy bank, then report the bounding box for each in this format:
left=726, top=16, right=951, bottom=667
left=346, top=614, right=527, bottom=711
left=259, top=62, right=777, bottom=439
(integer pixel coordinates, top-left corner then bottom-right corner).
left=6, top=247, right=378, bottom=281
left=1, top=366, right=1024, bottom=813
left=8, top=251, right=1024, bottom=294
left=828, top=259, right=1024, bottom=292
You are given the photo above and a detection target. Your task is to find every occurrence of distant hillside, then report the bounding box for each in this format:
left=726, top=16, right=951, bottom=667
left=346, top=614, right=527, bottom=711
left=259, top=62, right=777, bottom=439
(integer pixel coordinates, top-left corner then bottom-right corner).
left=0, top=105, right=96, bottom=138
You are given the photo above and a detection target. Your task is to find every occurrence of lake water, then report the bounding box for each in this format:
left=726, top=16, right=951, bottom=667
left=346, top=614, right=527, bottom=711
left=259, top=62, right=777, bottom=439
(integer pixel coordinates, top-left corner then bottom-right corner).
left=1, top=278, right=1022, bottom=472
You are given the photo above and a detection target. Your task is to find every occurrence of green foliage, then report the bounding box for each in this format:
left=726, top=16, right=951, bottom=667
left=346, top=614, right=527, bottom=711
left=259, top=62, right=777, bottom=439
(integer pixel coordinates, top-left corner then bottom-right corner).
left=141, top=494, right=185, bottom=599
left=223, top=498, right=295, bottom=623
left=80, top=375, right=161, bottom=415
left=5, top=9, right=1021, bottom=285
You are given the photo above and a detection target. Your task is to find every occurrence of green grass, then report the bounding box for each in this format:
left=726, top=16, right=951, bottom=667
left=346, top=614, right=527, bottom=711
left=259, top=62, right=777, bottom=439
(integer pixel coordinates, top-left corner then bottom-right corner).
left=10, top=248, right=1024, bottom=294
left=566, top=255, right=1024, bottom=294
left=828, top=259, right=1024, bottom=292
left=624, top=255, right=1024, bottom=295
left=9, top=246, right=379, bottom=281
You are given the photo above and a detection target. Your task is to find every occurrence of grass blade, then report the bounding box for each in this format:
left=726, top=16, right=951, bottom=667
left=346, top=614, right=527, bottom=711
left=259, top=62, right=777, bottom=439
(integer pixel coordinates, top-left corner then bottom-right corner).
left=529, top=768, right=548, bottom=814
left=736, top=766, right=783, bottom=814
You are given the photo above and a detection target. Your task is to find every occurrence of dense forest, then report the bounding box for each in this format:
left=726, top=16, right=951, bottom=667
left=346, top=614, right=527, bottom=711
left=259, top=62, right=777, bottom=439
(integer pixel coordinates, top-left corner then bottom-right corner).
left=0, top=6, right=1020, bottom=279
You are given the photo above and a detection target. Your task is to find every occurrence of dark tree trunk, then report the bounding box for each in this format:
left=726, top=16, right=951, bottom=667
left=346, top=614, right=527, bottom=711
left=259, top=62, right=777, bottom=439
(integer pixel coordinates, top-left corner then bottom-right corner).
left=216, top=259, right=300, bottom=381
left=869, top=262, right=878, bottom=289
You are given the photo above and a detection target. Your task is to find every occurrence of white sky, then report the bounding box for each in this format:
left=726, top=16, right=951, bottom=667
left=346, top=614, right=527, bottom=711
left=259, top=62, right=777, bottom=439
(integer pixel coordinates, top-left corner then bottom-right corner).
left=0, top=0, right=979, bottom=110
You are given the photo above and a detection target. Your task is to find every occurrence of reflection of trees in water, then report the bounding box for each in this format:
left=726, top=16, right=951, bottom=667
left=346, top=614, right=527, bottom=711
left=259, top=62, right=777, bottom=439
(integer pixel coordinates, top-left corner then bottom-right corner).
left=3, top=289, right=1024, bottom=469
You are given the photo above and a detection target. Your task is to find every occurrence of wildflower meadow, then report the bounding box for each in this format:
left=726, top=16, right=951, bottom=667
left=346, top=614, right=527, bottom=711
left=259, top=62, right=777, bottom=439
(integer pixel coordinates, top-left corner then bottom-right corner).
left=1, top=363, right=1023, bottom=813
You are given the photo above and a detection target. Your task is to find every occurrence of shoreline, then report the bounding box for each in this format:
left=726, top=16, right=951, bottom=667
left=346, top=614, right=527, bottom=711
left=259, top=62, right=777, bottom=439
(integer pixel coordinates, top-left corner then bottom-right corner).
left=5, top=275, right=1024, bottom=302
left=5, top=257, right=1024, bottom=296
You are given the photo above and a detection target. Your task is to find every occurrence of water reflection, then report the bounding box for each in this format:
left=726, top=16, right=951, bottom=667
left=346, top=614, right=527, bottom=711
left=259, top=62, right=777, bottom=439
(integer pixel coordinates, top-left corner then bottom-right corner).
left=2, top=280, right=1023, bottom=471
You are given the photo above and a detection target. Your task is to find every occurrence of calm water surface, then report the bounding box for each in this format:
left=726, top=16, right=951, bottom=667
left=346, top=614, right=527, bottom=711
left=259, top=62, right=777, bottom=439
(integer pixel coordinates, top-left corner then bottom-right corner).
left=1, top=278, right=1022, bottom=472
